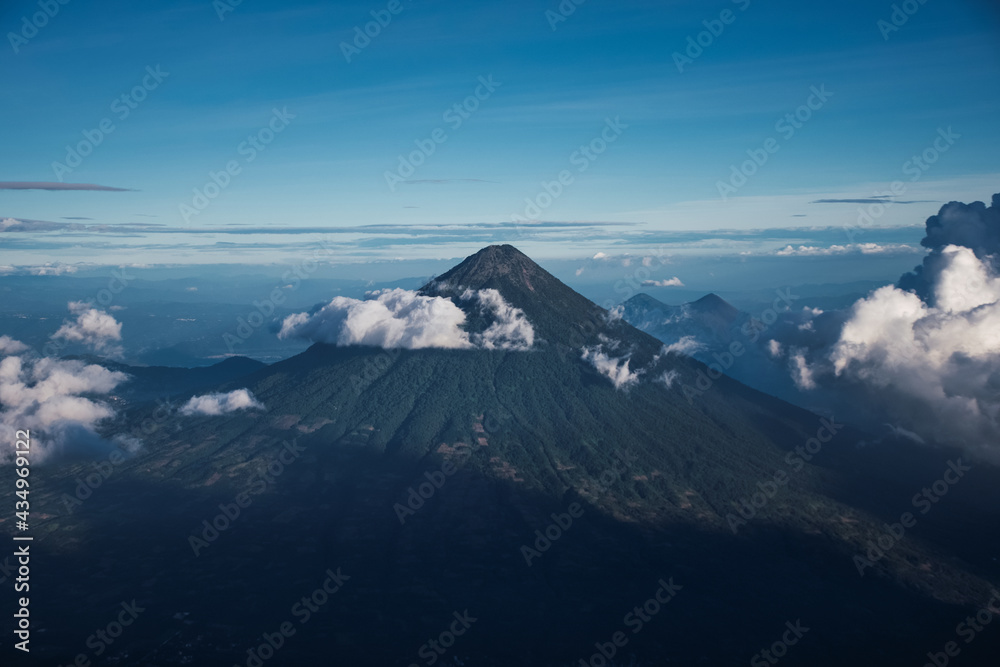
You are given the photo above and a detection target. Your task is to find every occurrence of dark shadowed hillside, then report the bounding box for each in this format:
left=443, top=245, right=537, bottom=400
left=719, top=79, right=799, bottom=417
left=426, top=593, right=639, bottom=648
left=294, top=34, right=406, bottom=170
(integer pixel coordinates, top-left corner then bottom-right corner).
left=6, top=246, right=999, bottom=666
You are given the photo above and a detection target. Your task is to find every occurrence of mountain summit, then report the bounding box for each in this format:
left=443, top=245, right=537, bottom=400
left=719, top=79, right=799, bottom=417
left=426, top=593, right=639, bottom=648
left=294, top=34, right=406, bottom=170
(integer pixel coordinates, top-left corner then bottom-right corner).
left=689, top=292, right=740, bottom=320
left=423, top=244, right=616, bottom=350
left=425, top=244, right=547, bottom=291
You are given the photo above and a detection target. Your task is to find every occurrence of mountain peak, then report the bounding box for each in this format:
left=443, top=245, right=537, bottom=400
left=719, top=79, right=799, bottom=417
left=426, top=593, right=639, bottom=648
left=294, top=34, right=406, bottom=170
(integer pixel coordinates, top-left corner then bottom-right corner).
left=624, top=293, right=668, bottom=310
left=693, top=292, right=725, bottom=305
left=424, top=244, right=544, bottom=293
left=690, top=293, right=739, bottom=318
left=421, top=244, right=628, bottom=351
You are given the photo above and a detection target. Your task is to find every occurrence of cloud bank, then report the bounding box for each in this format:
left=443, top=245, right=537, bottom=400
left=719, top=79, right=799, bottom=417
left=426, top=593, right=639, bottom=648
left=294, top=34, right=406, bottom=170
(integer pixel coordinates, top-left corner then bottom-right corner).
left=0, top=344, right=129, bottom=462
left=279, top=288, right=534, bottom=351
left=776, top=243, right=920, bottom=256
left=780, top=194, right=1000, bottom=458
left=181, top=389, right=264, bottom=416
left=0, top=261, right=80, bottom=276
left=828, top=244, right=1000, bottom=447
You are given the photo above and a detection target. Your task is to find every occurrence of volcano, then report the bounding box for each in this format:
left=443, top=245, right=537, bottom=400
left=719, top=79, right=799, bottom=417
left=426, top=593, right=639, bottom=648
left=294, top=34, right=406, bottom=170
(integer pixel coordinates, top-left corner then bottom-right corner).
left=620, top=291, right=743, bottom=350
left=13, top=245, right=1000, bottom=666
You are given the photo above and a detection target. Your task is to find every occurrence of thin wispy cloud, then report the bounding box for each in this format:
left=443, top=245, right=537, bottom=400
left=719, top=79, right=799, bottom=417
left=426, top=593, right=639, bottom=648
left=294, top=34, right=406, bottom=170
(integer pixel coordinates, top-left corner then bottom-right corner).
left=0, top=182, right=134, bottom=192
left=0, top=218, right=636, bottom=235
left=402, top=179, right=497, bottom=185
left=811, top=198, right=935, bottom=205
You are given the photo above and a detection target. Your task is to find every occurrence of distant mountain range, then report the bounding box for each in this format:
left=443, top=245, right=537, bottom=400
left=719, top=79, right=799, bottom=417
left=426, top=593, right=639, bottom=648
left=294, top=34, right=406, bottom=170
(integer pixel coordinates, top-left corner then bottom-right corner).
left=618, top=290, right=844, bottom=415
left=9, top=246, right=999, bottom=666
left=620, top=291, right=743, bottom=350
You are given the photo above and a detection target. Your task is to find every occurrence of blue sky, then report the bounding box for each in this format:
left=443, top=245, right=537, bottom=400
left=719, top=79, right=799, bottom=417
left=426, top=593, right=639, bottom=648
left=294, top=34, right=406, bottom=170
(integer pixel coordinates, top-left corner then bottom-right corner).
left=1, top=0, right=998, bottom=265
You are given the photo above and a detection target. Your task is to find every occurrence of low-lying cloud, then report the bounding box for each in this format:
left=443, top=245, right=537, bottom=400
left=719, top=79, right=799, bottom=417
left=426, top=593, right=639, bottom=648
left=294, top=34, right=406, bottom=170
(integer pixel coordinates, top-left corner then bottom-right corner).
left=279, top=288, right=535, bottom=351
left=656, top=369, right=680, bottom=389
left=581, top=344, right=641, bottom=390
left=180, top=389, right=264, bottom=416
left=659, top=335, right=704, bottom=357
left=776, top=243, right=920, bottom=256
left=0, top=343, right=129, bottom=462
left=0, top=336, right=29, bottom=355
left=0, top=261, right=80, bottom=276
left=53, top=301, right=124, bottom=358
left=464, top=289, right=534, bottom=350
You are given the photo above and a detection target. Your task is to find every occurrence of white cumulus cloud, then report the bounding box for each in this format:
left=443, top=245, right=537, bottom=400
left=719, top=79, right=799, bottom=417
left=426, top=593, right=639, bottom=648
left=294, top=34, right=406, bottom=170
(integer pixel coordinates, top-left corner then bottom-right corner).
left=789, top=348, right=817, bottom=390
left=53, top=301, right=123, bottom=357
left=642, top=277, right=685, bottom=287
left=461, top=288, right=535, bottom=350
left=0, top=345, right=129, bottom=462
left=180, top=389, right=265, bottom=416
left=0, top=336, right=29, bottom=356
left=279, top=289, right=471, bottom=349
left=816, top=243, right=1000, bottom=455
left=279, top=288, right=534, bottom=351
